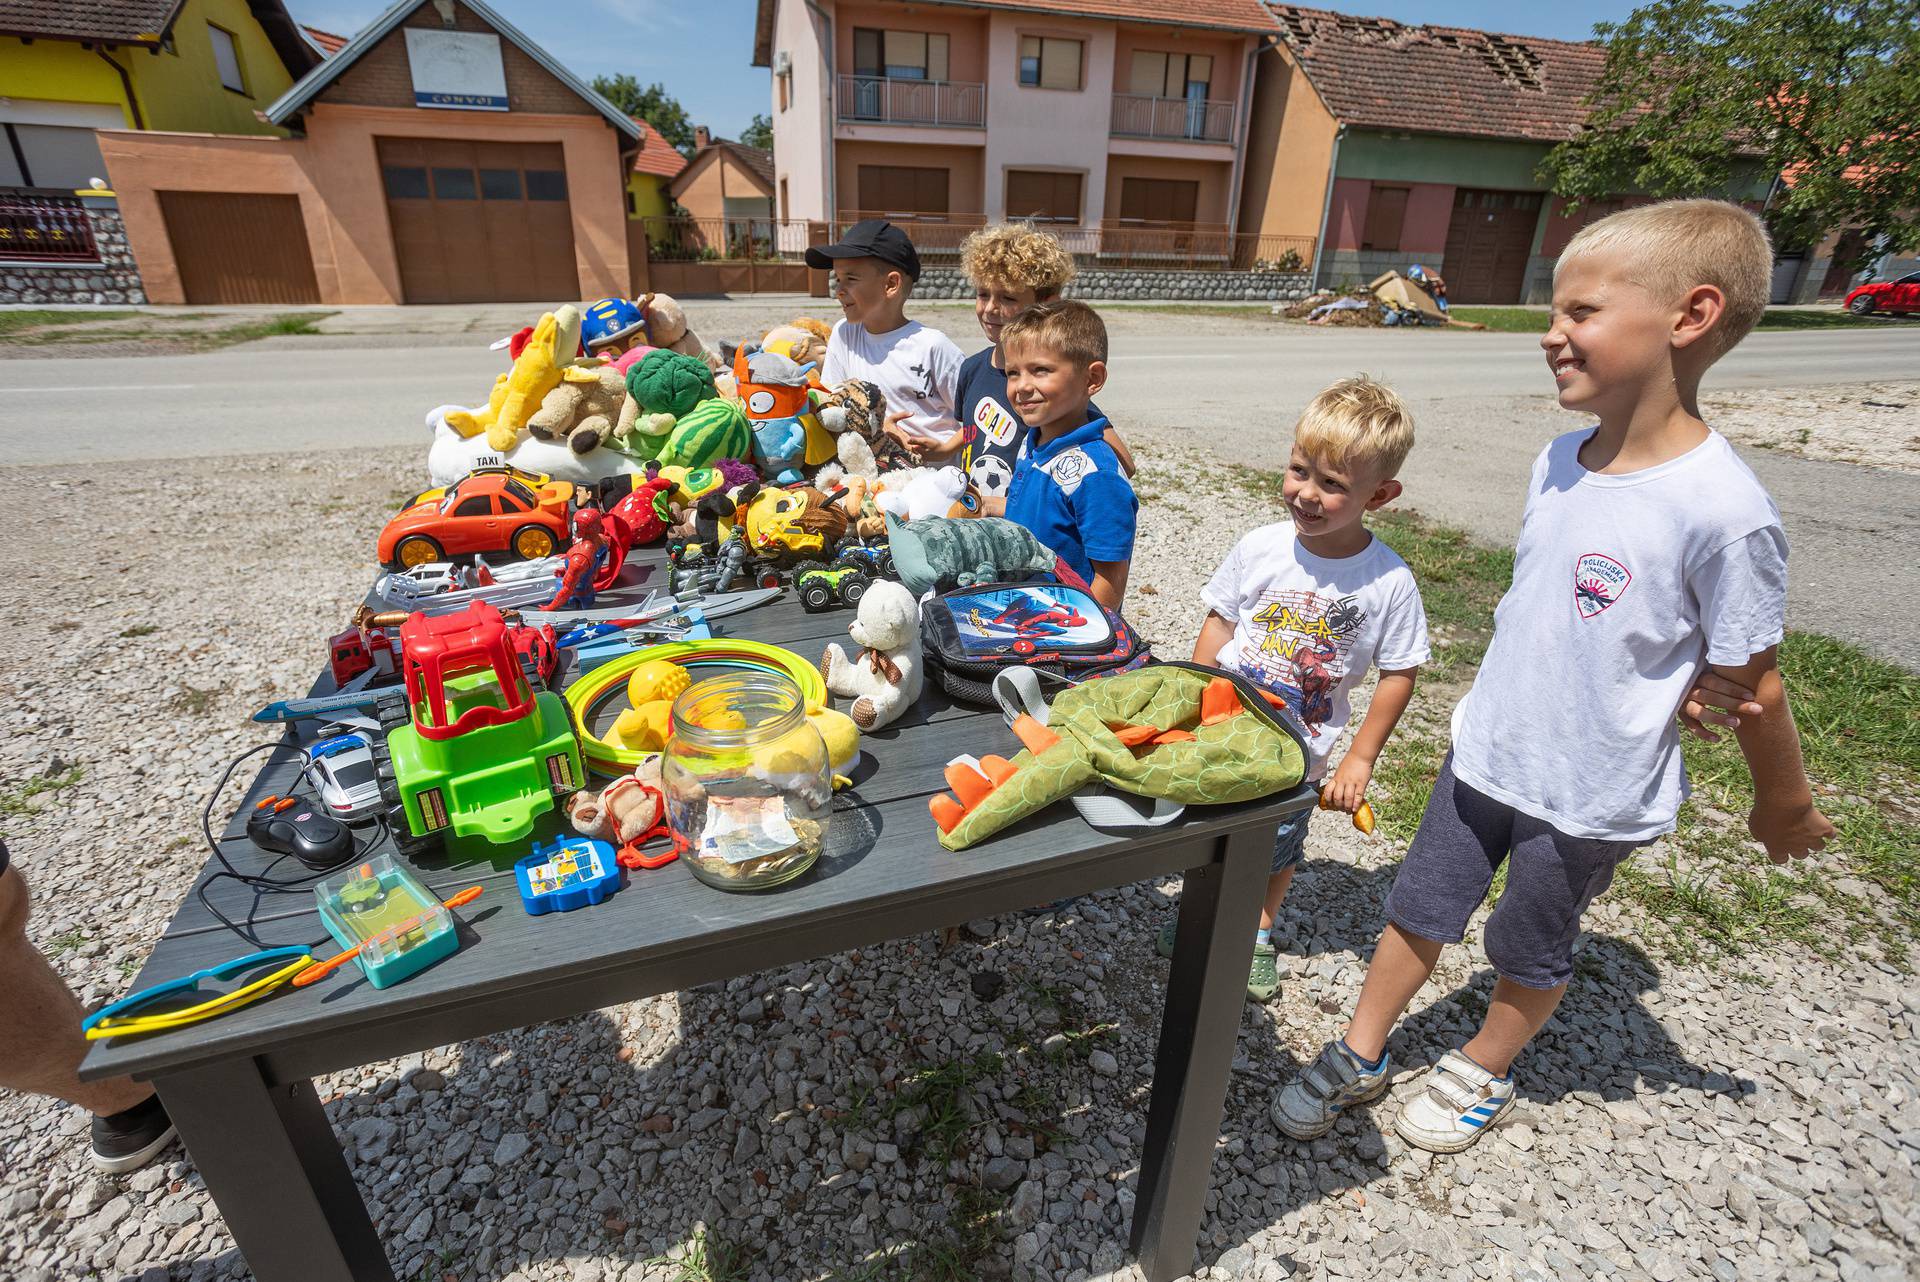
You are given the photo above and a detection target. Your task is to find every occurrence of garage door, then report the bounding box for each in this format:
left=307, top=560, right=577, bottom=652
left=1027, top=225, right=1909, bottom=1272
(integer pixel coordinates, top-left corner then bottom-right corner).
left=378, top=139, right=578, bottom=304
left=157, top=191, right=320, bottom=305
left=1443, top=189, right=1542, bottom=303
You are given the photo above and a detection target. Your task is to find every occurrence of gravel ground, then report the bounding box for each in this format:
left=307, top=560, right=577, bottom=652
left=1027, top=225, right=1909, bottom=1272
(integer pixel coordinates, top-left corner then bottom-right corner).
left=2, top=448, right=1917, bottom=1282
left=1702, top=380, right=1920, bottom=475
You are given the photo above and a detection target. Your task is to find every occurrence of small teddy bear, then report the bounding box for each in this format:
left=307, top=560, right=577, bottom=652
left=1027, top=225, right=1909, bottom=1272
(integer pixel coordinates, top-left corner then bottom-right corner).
left=566, top=753, right=666, bottom=847
left=821, top=579, right=923, bottom=731
left=527, top=364, right=628, bottom=455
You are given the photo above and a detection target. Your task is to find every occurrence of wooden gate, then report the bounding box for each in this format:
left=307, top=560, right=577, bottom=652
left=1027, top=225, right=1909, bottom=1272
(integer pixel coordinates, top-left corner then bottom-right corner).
left=377, top=138, right=578, bottom=304
left=1443, top=189, right=1542, bottom=303
left=632, top=218, right=824, bottom=296
left=157, top=191, right=320, bottom=305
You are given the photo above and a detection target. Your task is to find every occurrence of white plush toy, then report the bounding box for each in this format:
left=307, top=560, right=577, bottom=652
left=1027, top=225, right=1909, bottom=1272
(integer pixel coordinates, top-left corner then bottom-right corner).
left=425, top=404, right=647, bottom=488
left=874, top=466, right=970, bottom=521
left=820, top=579, right=923, bottom=731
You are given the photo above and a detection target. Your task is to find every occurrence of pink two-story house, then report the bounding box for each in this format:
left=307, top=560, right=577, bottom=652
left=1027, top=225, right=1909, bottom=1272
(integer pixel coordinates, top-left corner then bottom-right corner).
left=752, top=0, right=1272, bottom=241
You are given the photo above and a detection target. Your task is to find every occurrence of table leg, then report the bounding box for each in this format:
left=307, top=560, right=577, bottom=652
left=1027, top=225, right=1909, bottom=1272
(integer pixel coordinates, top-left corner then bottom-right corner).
left=155, top=1059, right=394, bottom=1282
left=1130, top=826, right=1270, bottom=1282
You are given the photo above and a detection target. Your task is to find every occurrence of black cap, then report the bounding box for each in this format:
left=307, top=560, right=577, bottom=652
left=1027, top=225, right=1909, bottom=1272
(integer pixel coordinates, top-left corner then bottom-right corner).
left=806, top=219, right=921, bottom=280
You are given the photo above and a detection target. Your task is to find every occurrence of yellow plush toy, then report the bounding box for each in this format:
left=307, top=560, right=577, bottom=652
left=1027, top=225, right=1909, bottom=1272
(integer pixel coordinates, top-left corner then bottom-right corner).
left=448, top=305, right=602, bottom=453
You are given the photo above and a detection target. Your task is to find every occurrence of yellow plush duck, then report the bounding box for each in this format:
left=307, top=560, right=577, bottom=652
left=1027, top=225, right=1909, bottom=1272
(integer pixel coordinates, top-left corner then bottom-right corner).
left=448, top=305, right=603, bottom=453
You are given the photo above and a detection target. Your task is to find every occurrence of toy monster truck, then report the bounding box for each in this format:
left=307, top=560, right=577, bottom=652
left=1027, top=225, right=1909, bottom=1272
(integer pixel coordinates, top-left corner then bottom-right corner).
left=796, top=565, right=872, bottom=613
left=368, top=601, right=582, bottom=858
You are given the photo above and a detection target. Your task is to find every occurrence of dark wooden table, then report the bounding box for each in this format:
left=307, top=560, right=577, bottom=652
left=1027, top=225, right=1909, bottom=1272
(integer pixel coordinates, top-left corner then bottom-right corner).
left=81, top=545, right=1315, bottom=1282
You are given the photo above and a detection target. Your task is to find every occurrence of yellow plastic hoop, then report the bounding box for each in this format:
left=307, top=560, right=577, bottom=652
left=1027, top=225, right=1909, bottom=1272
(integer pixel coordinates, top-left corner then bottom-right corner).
left=564, top=639, right=827, bottom=775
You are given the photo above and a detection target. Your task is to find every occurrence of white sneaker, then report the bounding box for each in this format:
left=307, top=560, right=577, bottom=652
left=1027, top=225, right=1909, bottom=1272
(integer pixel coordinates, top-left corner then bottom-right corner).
left=1271, top=1040, right=1392, bottom=1140
left=1393, top=1049, right=1516, bottom=1152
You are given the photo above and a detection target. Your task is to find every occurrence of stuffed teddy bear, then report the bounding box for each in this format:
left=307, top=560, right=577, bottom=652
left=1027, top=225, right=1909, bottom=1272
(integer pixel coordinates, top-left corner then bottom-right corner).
left=885, top=513, right=1057, bottom=597
left=821, top=579, right=923, bottom=731
left=641, top=293, right=720, bottom=372
left=816, top=379, right=914, bottom=483
left=528, top=364, right=629, bottom=455
left=566, top=752, right=665, bottom=845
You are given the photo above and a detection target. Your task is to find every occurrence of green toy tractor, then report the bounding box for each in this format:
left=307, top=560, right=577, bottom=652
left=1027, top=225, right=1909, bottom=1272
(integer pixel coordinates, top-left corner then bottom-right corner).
left=370, top=602, right=582, bottom=858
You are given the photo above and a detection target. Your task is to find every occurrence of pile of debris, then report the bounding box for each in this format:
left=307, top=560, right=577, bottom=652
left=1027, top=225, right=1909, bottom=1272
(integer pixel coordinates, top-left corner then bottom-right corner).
left=1278, top=268, right=1487, bottom=330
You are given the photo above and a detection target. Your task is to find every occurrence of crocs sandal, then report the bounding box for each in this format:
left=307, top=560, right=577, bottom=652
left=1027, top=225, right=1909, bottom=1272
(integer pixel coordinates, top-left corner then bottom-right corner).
left=1155, top=921, right=1178, bottom=959
left=1247, top=942, right=1280, bottom=1003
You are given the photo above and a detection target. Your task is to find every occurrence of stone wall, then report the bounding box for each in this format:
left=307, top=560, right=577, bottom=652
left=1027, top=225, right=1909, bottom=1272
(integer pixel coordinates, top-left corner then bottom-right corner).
left=913, top=266, right=1314, bottom=302
left=0, top=204, right=147, bottom=305
left=1315, top=249, right=1431, bottom=292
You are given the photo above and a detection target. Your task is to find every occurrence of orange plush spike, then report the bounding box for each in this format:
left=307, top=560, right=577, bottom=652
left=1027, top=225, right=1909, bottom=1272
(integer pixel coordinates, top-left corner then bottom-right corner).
left=981, top=755, right=1018, bottom=786
left=930, top=795, right=966, bottom=834
left=1150, top=729, right=1196, bottom=746
left=1200, top=677, right=1244, bottom=726
left=945, top=760, right=995, bottom=809
left=1107, top=723, right=1161, bottom=747
left=1011, top=714, right=1060, bottom=754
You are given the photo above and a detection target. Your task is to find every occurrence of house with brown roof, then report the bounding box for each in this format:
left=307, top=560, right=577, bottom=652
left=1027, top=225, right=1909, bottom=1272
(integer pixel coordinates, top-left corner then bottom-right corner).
left=1239, top=4, right=1769, bottom=302
left=627, top=116, right=688, bottom=221
left=669, top=127, right=775, bottom=227
left=752, top=0, right=1274, bottom=246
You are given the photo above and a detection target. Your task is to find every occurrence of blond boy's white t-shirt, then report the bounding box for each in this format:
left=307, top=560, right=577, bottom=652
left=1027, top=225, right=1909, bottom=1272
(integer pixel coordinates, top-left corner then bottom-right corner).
left=1449, top=428, right=1788, bottom=841
left=823, top=318, right=963, bottom=442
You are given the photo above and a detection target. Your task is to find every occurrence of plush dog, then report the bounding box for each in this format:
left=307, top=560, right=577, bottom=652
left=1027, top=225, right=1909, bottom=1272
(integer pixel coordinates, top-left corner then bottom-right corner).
left=566, top=753, right=665, bottom=844
left=821, top=579, right=923, bottom=731
left=528, top=365, right=628, bottom=455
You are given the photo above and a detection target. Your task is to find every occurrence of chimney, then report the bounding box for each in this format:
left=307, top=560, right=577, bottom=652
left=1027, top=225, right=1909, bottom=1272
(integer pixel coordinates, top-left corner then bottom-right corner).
left=694, top=125, right=711, bottom=149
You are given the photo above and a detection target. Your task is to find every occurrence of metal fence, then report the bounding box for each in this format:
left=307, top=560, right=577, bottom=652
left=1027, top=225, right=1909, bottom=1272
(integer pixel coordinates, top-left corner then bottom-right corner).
left=1109, top=94, right=1236, bottom=143
left=836, top=76, right=987, bottom=128
left=0, top=190, right=100, bottom=263
left=642, top=217, right=813, bottom=263
left=830, top=216, right=1313, bottom=272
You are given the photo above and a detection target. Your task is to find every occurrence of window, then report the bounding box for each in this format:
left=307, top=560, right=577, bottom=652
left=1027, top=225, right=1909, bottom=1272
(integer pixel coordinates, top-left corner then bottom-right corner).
left=1005, top=169, right=1081, bottom=224
left=382, top=165, right=429, bottom=199
left=1019, top=36, right=1082, bottom=90
left=1362, top=185, right=1408, bottom=251
left=452, top=496, right=493, bottom=518
left=779, top=177, right=789, bottom=222
left=503, top=480, right=537, bottom=509
left=431, top=168, right=476, bottom=199
left=1129, top=51, right=1212, bottom=99
left=4, top=124, right=110, bottom=189
left=479, top=169, right=522, bottom=200
left=1118, top=177, right=1199, bottom=225
left=208, top=23, right=245, bottom=93
left=853, top=28, right=949, bottom=80
left=526, top=170, right=568, bottom=201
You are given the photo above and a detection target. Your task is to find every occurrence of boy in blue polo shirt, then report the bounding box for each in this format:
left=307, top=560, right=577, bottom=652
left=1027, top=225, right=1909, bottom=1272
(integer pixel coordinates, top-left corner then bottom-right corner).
left=994, top=300, right=1136, bottom=611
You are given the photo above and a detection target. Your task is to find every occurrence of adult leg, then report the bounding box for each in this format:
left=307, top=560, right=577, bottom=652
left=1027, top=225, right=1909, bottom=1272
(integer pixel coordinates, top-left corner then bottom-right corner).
left=0, top=865, right=153, bottom=1116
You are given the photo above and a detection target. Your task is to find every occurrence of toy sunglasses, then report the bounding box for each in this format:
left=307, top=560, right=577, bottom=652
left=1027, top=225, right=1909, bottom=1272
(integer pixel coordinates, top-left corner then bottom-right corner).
left=83, top=946, right=315, bottom=1040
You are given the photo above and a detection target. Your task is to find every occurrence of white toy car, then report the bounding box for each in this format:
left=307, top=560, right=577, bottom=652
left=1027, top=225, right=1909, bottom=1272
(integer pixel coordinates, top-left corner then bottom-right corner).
left=303, top=733, right=383, bottom=823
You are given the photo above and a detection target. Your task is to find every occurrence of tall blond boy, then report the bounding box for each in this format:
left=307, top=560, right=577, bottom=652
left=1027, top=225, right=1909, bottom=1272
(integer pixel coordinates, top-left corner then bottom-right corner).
left=1275, top=199, right=1832, bottom=1153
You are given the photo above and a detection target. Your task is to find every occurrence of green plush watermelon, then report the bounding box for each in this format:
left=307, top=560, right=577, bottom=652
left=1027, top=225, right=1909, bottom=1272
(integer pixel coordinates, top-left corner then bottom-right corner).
left=660, top=397, right=752, bottom=470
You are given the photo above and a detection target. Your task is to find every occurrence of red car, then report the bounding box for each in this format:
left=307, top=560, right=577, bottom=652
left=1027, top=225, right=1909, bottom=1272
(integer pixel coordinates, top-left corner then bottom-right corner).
left=1844, top=271, right=1920, bottom=316
left=377, top=471, right=575, bottom=570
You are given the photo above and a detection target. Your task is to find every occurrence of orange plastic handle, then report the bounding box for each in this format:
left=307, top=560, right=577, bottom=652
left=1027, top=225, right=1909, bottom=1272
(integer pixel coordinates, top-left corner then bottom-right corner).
left=293, top=885, right=483, bottom=988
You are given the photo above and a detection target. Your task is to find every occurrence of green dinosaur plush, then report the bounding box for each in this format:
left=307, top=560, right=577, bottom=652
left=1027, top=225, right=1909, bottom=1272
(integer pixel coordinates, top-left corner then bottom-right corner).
left=885, top=514, right=1057, bottom=596
left=931, top=664, right=1307, bottom=850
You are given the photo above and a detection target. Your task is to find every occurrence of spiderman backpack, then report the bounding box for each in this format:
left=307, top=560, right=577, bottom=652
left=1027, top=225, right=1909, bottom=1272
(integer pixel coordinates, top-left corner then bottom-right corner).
left=919, top=563, right=1151, bottom=706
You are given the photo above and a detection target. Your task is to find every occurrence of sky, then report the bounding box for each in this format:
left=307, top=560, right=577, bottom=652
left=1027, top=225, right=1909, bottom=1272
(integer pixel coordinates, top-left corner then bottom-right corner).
left=287, top=0, right=1649, bottom=141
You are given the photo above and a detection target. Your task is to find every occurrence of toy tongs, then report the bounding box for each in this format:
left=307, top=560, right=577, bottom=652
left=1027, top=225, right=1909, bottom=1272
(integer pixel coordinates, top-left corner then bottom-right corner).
left=614, top=783, right=687, bottom=871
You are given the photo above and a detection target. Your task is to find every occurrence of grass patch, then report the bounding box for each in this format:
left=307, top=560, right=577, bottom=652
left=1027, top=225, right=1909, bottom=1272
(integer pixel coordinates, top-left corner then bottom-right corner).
left=0, top=764, right=85, bottom=816
left=43, top=927, right=89, bottom=958
left=216, top=312, right=330, bottom=344
left=119, top=623, right=159, bottom=638
left=1447, top=306, right=1550, bottom=333
left=650, top=1224, right=749, bottom=1282
left=171, top=686, right=221, bottom=716
left=0, top=308, right=139, bottom=336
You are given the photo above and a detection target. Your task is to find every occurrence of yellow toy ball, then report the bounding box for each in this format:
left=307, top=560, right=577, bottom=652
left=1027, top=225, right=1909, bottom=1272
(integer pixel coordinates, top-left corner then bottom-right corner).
left=627, top=660, right=691, bottom=709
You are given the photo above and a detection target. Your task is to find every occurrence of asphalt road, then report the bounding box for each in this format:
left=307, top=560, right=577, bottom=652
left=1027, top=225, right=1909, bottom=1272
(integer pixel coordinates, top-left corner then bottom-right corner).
left=3, top=323, right=1916, bottom=665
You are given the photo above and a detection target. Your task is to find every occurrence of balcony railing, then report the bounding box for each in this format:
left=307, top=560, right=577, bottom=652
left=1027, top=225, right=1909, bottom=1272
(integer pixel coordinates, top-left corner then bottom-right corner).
left=642, top=216, right=813, bottom=262
left=1110, top=94, right=1235, bottom=143
left=0, top=190, right=100, bottom=263
left=837, top=75, right=986, bottom=129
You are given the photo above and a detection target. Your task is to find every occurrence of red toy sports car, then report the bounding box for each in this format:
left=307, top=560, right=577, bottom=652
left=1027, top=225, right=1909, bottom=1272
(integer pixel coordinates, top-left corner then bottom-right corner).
left=377, top=471, right=575, bottom=570
left=1843, top=271, right=1920, bottom=317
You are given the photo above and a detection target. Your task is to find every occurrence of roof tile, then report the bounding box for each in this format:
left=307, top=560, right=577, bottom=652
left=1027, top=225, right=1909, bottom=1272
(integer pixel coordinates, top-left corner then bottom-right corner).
left=1270, top=3, right=1608, bottom=143
left=0, top=0, right=177, bottom=43
left=629, top=118, right=689, bottom=179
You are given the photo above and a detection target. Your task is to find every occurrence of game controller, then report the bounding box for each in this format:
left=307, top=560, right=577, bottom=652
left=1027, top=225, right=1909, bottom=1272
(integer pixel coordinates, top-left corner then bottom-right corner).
left=246, top=795, right=353, bottom=866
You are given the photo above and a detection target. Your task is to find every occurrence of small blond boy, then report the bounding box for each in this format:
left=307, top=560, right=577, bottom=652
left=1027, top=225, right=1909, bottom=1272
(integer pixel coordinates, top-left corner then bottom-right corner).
left=1164, top=377, right=1428, bottom=1000
left=1275, top=199, right=1833, bottom=1154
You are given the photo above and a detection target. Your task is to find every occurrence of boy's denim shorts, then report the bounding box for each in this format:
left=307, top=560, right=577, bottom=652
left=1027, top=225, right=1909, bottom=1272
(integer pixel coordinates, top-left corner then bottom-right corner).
left=1272, top=807, right=1312, bottom=873
left=1384, top=752, right=1642, bottom=989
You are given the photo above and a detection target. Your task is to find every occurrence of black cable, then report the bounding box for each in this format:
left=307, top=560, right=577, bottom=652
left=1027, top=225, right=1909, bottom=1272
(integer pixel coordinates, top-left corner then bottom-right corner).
left=193, top=741, right=390, bottom=947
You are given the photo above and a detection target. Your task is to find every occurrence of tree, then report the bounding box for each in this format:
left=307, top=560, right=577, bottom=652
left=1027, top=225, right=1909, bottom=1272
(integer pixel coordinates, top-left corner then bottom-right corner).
left=591, top=74, right=698, bottom=156
left=1540, top=0, right=1920, bottom=265
left=740, top=113, right=774, bottom=151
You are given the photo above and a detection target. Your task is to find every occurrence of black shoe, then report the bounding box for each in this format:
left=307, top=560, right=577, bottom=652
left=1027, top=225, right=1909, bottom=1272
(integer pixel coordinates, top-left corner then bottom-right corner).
left=91, top=1094, right=178, bottom=1174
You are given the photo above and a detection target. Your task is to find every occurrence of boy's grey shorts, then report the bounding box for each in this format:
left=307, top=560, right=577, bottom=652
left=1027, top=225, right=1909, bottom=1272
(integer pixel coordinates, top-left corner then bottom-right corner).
left=1384, top=753, right=1642, bottom=989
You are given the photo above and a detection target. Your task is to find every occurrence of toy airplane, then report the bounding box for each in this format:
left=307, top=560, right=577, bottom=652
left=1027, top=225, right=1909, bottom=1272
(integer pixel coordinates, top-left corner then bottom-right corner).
left=564, top=611, right=715, bottom=672
left=514, top=586, right=780, bottom=626
left=371, top=566, right=565, bottom=616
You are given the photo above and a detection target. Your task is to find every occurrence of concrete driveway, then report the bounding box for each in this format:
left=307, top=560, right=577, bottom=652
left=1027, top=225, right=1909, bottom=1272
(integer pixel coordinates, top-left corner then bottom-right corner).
left=2, top=314, right=1915, bottom=666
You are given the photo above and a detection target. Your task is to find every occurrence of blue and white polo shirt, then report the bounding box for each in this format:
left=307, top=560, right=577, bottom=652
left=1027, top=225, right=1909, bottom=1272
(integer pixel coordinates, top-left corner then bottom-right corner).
left=1003, top=416, right=1137, bottom=584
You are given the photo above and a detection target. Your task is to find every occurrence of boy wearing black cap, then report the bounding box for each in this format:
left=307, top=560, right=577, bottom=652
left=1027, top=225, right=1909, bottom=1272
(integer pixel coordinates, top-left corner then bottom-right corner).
left=809, top=219, right=965, bottom=461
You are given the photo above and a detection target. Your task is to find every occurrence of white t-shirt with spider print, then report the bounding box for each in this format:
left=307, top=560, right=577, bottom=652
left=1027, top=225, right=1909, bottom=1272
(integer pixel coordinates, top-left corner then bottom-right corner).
left=1202, top=523, right=1430, bottom=778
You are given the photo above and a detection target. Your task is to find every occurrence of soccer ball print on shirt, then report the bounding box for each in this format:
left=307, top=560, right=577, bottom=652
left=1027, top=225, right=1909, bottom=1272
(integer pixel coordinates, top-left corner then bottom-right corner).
left=1573, top=552, right=1632, bottom=619
left=1236, top=588, right=1367, bottom=733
